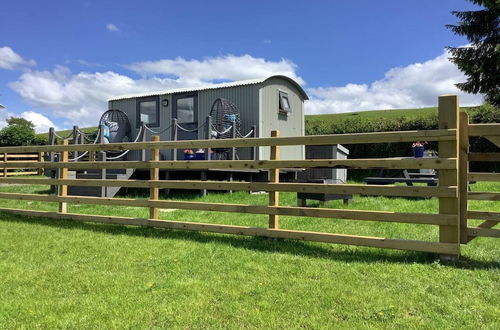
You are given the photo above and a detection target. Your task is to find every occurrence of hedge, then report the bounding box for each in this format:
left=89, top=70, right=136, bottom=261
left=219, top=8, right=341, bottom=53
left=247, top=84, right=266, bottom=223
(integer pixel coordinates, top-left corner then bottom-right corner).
left=305, top=104, right=499, bottom=175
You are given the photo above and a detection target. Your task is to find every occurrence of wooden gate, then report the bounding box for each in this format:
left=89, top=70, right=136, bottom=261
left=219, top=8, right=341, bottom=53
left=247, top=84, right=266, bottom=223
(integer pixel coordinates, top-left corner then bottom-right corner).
left=461, top=114, right=500, bottom=242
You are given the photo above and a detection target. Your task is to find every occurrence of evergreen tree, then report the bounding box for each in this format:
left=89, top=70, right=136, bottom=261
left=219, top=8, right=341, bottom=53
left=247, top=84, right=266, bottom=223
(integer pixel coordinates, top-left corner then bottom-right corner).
left=446, top=0, right=499, bottom=106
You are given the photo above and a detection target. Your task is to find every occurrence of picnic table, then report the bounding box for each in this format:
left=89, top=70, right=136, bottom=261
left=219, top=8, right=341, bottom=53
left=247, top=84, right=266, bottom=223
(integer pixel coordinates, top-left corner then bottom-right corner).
left=297, top=179, right=352, bottom=206
left=364, top=169, right=438, bottom=186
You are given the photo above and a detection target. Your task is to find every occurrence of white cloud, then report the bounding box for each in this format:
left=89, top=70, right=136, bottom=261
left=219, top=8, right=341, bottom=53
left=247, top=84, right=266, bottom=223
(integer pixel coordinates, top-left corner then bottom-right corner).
left=305, top=50, right=483, bottom=114
left=0, top=46, right=36, bottom=70
left=0, top=107, right=57, bottom=133
left=76, top=59, right=104, bottom=67
left=106, top=23, right=119, bottom=32
left=7, top=51, right=484, bottom=130
left=0, top=108, right=12, bottom=129
left=126, top=54, right=304, bottom=84
left=9, top=65, right=178, bottom=127
left=9, top=55, right=304, bottom=127
left=20, top=111, right=58, bottom=133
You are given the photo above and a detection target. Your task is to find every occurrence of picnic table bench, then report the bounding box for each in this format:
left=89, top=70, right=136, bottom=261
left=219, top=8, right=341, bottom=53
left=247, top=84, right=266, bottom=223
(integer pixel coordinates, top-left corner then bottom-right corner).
left=364, top=169, right=438, bottom=186
left=297, top=179, right=352, bottom=206
left=364, top=176, right=438, bottom=186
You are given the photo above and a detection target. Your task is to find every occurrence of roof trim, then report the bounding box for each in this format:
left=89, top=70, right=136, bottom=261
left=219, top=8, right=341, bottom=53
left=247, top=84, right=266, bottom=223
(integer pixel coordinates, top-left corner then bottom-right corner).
left=107, top=75, right=308, bottom=101
left=263, top=75, right=308, bottom=100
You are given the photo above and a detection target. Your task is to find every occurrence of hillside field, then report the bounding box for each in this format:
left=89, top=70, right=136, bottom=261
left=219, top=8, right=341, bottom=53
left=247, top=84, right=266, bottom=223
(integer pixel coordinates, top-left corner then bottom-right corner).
left=36, top=126, right=97, bottom=141
left=305, top=106, right=440, bottom=123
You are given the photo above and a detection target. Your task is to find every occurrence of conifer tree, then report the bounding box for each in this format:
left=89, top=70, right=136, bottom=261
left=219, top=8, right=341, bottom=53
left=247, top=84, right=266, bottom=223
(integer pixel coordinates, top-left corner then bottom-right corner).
left=447, top=0, right=499, bottom=106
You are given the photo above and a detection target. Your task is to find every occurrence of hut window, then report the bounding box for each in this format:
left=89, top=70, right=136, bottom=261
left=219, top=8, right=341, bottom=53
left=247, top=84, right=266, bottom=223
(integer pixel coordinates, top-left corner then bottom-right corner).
left=176, top=97, right=195, bottom=123
left=279, top=91, right=291, bottom=113
left=137, top=96, right=159, bottom=127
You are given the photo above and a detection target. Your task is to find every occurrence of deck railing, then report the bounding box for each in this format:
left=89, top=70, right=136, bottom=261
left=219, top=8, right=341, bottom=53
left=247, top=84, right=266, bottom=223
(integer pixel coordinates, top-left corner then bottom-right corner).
left=0, top=95, right=497, bottom=258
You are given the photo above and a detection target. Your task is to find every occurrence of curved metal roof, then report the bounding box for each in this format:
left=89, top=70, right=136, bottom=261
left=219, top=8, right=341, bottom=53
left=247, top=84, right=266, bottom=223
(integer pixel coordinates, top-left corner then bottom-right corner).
left=108, top=75, right=308, bottom=101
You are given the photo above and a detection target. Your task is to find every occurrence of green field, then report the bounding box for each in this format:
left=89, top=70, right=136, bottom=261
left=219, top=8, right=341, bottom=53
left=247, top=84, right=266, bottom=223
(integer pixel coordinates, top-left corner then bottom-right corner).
left=36, top=126, right=98, bottom=141
left=0, top=181, right=498, bottom=328
left=305, top=106, right=441, bottom=122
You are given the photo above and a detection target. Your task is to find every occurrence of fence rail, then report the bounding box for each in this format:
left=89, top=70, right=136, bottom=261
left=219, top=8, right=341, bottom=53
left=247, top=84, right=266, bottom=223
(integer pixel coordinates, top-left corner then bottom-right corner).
left=4, top=158, right=457, bottom=170
left=0, top=177, right=457, bottom=197
left=0, top=129, right=457, bottom=153
left=0, top=153, right=43, bottom=177
left=0, top=95, right=497, bottom=259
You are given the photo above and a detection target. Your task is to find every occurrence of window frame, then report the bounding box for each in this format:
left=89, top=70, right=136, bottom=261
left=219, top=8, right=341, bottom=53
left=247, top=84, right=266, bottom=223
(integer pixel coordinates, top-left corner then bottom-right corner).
left=173, top=93, right=198, bottom=124
left=278, top=91, right=292, bottom=113
left=136, top=96, right=160, bottom=128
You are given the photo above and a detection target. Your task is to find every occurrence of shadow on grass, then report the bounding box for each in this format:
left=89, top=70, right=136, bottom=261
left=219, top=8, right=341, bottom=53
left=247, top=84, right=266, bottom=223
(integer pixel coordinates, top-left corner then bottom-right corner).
left=0, top=212, right=497, bottom=270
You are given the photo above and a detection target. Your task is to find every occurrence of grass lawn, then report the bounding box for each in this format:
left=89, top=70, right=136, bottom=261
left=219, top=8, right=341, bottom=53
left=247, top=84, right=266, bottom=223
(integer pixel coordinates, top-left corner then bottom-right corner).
left=0, top=181, right=498, bottom=328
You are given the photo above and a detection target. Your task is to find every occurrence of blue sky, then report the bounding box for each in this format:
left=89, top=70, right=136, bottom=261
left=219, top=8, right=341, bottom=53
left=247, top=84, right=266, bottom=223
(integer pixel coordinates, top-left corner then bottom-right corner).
left=0, top=0, right=482, bottom=131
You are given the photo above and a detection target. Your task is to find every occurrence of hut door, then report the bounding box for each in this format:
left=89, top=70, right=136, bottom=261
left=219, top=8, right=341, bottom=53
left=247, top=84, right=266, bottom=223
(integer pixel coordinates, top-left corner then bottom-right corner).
left=172, top=93, right=198, bottom=157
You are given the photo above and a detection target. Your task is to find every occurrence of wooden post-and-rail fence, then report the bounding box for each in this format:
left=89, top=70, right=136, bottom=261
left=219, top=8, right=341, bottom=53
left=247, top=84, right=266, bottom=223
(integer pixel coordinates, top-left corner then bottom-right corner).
left=0, top=95, right=497, bottom=259
left=0, top=152, right=44, bottom=177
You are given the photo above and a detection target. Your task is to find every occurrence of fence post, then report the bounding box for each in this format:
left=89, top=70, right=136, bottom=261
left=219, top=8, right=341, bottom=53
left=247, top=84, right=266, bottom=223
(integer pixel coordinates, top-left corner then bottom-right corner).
left=58, top=140, right=69, bottom=213
left=89, top=128, right=99, bottom=162
left=438, top=95, right=460, bottom=259
left=72, top=125, right=79, bottom=160
left=150, top=135, right=160, bottom=220
left=2, top=153, right=7, bottom=177
left=48, top=127, right=55, bottom=159
left=48, top=127, right=56, bottom=177
left=88, top=132, right=94, bottom=162
left=98, top=124, right=107, bottom=197
left=205, top=115, right=211, bottom=161
left=251, top=125, right=257, bottom=160
left=38, top=152, right=44, bottom=175
left=171, top=118, right=178, bottom=161
left=269, top=130, right=280, bottom=229
left=79, top=131, right=85, bottom=145
left=231, top=119, right=236, bottom=160
left=141, top=122, right=147, bottom=162
left=458, top=112, right=469, bottom=244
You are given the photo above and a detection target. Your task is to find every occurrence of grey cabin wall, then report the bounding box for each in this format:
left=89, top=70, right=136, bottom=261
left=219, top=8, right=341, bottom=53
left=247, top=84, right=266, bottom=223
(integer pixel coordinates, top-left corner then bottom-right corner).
left=107, top=76, right=305, bottom=162
left=108, top=94, right=172, bottom=160
left=197, top=85, right=260, bottom=160
left=259, top=77, right=305, bottom=160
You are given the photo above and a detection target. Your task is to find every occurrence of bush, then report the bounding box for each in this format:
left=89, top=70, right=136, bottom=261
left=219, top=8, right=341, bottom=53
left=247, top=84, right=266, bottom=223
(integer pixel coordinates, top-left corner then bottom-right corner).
left=32, top=135, right=48, bottom=145
left=469, top=103, right=500, bottom=123
left=468, top=104, right=500, bottom=172
left=0, top=117, right=36, bottom=146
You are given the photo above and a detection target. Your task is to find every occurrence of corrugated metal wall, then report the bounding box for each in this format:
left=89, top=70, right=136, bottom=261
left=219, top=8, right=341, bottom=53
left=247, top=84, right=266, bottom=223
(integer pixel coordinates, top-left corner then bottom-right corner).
left=108, top=77, right=305, bottom=162
left=109, top=94, right=172, bottom=160
left=259, top=77, right=305, bottom=160
left=197, top=85, right=260, bottom=160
